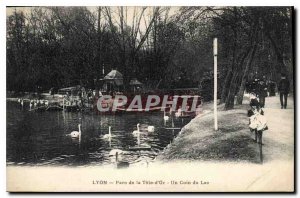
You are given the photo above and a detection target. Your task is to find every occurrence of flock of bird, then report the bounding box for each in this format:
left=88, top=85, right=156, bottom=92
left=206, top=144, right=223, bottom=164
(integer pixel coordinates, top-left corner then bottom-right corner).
left=17, top=98, right=49, bottom=110
left=16, top=98, right=182, bottom=168
left=67, top=108, right=178, bottom=142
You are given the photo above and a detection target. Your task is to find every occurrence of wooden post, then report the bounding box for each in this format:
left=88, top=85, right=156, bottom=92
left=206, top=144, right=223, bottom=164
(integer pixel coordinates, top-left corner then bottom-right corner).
left=213, top=38, right=218, bottom=131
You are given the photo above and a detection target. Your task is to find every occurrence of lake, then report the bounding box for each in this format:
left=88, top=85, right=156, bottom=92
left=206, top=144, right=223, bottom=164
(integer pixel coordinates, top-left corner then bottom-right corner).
left=6, top=101, right=192, bottom=167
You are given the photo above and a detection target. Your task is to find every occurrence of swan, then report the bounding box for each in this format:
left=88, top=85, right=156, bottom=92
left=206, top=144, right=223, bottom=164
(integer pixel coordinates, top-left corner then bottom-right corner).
left=109, top=149, right=124, bottom=156
left=109, top=149, right=129, bottom=169
left=132, top=123, right=140, bottom=135
left=70, top=124, right=81, bottom=138
left=163, top=110, right=169, bottom=121
left=103, top=126, right=112, bottom=139
left=34, top=101, right=37, bottom=108
left=147, top=126, right=155, bottom=132
left=139, top=124, right=155, bottom=132
left=175, top=107, right=182, bottom=117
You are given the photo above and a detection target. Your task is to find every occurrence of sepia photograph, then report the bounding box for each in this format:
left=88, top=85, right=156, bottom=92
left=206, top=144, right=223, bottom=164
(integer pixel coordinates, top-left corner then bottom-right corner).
left=5, top=4, right=295, bottom=192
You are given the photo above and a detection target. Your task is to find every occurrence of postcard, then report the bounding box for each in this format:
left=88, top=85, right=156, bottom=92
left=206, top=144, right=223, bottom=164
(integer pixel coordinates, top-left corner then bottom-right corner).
left=6, top=6, right=294, bottom=192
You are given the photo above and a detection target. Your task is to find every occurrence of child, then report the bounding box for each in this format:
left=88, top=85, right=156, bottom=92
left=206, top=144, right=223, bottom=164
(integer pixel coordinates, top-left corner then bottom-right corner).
left=248, top=94, right=267, bottom=142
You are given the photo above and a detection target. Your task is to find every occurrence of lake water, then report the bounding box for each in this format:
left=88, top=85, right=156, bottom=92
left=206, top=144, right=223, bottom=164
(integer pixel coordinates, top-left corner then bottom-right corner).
left=6, top=101, right=192, bottom=167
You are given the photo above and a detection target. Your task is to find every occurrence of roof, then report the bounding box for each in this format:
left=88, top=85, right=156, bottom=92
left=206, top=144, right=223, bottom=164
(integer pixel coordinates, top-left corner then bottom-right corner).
left=104, top=70, right=123, bottom=80
left=103, top=70, right=123, bottom=86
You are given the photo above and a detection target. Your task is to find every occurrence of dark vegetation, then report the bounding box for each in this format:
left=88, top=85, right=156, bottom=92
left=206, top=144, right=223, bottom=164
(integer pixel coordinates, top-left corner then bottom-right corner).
left=7, top=7, right=293, bottom=109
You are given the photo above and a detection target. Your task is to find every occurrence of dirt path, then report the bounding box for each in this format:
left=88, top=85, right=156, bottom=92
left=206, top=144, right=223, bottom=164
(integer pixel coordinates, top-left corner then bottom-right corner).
left=260, top=95, right=294, bottom=162
left=153, top=94, right=294, bottom=191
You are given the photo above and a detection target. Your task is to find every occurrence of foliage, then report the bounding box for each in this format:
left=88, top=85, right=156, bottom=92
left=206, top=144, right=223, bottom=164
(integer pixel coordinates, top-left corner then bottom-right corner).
left=7, top=6, right=293, bottom=110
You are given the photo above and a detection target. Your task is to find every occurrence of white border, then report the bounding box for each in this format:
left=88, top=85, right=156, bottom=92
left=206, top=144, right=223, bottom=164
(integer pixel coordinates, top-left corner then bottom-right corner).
left=1, top=0, right=298, bottom=197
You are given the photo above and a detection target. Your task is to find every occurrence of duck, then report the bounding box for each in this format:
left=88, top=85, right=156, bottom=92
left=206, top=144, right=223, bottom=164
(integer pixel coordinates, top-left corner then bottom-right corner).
left=103, top=126, right=112, bottom=139
left=132, top=123, right=140, bottom=135
left=69, top=124, right=81, bottom=138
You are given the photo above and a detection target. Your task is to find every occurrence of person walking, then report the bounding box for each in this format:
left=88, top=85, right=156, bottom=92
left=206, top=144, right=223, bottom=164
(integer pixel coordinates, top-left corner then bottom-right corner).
left=278, top=73, right=290, bottom=109
left=257, top=76, right=268, bottom=108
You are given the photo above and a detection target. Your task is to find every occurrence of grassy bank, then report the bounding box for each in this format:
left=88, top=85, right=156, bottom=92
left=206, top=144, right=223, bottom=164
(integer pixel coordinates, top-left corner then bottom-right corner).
left=156, top=103, right=263, bottom=163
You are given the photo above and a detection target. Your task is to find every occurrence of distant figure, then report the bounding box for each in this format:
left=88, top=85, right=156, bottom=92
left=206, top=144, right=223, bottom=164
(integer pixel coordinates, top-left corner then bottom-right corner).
left=257, top=76, right=268, bottom=108
left=278, top=73, right=290, bottom=109
left=245, top=81, right=251, bottom=94
left=268, top=80, right=276, bottom=96
left=251, top=78, right=259, bottom=96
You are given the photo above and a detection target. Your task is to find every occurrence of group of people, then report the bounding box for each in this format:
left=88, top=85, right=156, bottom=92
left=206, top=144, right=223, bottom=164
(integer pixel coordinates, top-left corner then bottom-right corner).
left=246, top=76, right=269, bottom=108
left=246, top=73, right=290, bottom=109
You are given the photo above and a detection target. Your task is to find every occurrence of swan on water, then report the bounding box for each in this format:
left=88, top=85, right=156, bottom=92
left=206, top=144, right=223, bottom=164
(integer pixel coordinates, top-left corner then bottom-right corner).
left=175, top=107, right=182, bottom=117
left=109, top=149, right=124, bottom=156
left=139, top=124, right=155, bottom=132
left=34, top=101, right=37, bottom=108
left=163, top=110, right=169, bottom=121
left=29, top=101, right=33, bottom=110
left=103, top=126, right=112, bottom=139
left=109, top=149, right=129, bottom=168
left=147, top=126, right=155, bottom=132
left=132, top=123, right=140, bottom=135
left=70, top=124, right=81, bottom=138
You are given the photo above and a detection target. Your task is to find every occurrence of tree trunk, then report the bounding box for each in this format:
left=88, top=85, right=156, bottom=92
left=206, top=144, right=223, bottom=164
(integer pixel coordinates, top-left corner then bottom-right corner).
left=224, top=71, right=239, bottom=110
left=236, top=43, right=258, bottom=105
left=224, top=46, right=252, bottom=110
left=220, top=69, right=232, bottom=103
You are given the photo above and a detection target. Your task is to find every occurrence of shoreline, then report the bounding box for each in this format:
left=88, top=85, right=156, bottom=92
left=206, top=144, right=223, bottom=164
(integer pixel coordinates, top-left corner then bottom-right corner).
left=155, top=95, right=294, bottom=164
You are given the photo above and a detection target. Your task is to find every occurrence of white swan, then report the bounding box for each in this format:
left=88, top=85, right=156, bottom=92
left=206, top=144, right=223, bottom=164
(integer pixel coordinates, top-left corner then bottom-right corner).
left=103, top=126, right=112, bottom=139
left=139, top=124, right=155, bottom=132
left=175, top=107, right=182, bottom=117
left=163, top=110, right=169, bottom=121
left=132, top=123, right=140, bottom=135
left=109, top=149, right=124, bottom=156
left=70, top=124, right=81, bottom=138
left=109, top=149, right=129, bottom=168
left=34, top=101, right=37, bottom=108
left=147, top=126, right=155, bottom=132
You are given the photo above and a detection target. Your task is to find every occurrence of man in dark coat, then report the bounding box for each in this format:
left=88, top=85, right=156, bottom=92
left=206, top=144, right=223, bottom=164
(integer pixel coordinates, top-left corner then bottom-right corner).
left=278, top=73, right=290, bottom=109
left=257, top=76, right=268, bottom=108
left=251, top=78, right=259, bottom=96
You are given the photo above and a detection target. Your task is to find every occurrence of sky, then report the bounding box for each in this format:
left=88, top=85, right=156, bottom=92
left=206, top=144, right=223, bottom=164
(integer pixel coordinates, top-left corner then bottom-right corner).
left=6, top=6, right=180, bottom=33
